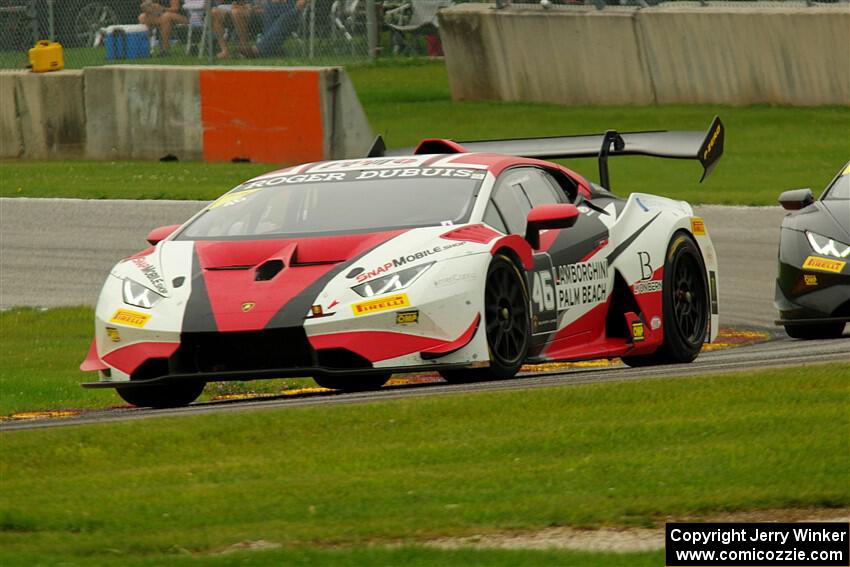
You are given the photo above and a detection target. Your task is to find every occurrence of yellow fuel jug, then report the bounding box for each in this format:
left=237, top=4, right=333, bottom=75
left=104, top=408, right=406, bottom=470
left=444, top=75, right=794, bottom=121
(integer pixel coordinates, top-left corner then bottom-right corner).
left=28, top=41, right=64, bottom=73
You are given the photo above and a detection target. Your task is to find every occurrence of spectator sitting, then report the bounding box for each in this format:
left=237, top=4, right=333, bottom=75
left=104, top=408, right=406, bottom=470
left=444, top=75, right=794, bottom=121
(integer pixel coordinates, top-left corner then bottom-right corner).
left=212, top=1, right=257, bottom=59
left=139, top=0, right=188, bottom=55
left=241, top=0, right=304, bottom=58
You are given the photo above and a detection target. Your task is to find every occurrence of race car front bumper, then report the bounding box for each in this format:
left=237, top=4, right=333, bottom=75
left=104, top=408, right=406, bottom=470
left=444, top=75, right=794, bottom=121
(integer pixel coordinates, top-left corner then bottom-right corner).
left=81, top=313, right=484, bottom=389
left=774, top=262, right=850, bottom=326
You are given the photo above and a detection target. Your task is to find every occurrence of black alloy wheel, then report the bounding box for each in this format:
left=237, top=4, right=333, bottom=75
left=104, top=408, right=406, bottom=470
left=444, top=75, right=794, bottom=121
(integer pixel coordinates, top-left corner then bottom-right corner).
left=671, top=246, right=708, bottom=347
left=441, top=254, right=529, bottom=383
left=623, top=233, right=709, bottom=367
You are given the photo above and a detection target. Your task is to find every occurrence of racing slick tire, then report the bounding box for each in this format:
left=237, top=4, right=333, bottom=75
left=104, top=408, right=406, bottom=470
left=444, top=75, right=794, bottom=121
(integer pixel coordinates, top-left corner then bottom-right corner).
left=440, top=254, right=530, bottom=383
left=622, top=233, right=709, bottom=367
left=116, top=379, right=206, bottom=409
left=783, top=322, right=845, bottom=340
left=313, top=373, right=391, bottom=391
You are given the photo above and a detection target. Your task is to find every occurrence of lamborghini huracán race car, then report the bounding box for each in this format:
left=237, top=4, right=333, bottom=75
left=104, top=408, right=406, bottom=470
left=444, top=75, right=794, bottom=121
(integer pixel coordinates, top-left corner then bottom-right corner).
left=82, top=118, right=725, bottom=408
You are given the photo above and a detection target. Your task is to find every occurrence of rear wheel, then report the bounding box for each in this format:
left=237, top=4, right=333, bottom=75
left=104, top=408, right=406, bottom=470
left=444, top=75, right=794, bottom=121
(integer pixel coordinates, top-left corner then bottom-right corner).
left=313, top=373, right=391, bottom=391
left=622, top=234, right=709, bottom=367
left=784, top=322, right=845, bottom=340
left=440, top=254, right=529, bottom=383
left=116, top=380, right=206, bottom=409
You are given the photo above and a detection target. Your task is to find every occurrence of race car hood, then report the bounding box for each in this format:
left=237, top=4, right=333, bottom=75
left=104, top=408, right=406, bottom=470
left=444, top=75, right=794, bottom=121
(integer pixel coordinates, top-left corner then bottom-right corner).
left=138, top=225, right=482, bottom=334
left=171, top=230, right=407, bottom=333
left=820, top=200, right=850, bottom=242
left=784, top=200, right=850, bottom=243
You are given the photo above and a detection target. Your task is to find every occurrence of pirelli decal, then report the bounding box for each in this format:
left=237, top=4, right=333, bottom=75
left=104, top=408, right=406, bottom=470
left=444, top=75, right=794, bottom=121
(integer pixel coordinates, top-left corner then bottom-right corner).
left=690, top=217, right=706, bottom=236
left=702, top=124, right=722, bottom=162
left=352, top=293, right=410, bottom=316
left=802, top=256, right=845, bottom=274
left=110, top=309, right=151, bottom=328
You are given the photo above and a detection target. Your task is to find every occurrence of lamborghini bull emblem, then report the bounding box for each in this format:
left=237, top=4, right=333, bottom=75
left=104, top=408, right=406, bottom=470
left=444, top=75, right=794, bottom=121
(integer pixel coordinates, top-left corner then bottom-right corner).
left=241, top=302, right=256, bottom=312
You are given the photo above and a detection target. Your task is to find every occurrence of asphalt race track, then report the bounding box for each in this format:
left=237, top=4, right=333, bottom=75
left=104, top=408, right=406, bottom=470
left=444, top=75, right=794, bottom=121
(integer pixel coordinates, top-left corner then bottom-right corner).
left=2, top=334, right=847, bottom=432
left=0, top=198, right=847, bottom=430
left=0, top=199, right=787, bottom=327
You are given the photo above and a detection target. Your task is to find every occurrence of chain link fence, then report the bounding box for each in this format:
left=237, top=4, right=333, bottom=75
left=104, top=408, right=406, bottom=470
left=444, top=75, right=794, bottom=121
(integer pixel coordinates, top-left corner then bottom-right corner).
left=495, top=0, right=847, bottom=6
left=0, top=0, right=844, bottom=69
left=0, top=0, right=452, bottom=68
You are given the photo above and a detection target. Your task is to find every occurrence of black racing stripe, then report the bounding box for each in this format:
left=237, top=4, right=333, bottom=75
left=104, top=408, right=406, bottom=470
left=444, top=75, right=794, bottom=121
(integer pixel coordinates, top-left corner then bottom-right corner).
left=181, top=247, right=218, bottom=333
left=264, top=234, right=405, bottom=329
left=605, top=212, right=661, bottom=265
left=549, top=227, right=609, bottom=265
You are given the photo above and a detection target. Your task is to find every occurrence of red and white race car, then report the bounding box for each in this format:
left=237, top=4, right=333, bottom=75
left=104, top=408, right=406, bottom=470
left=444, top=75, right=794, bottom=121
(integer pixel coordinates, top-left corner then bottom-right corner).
left=81, top=118, right=724, bottom=408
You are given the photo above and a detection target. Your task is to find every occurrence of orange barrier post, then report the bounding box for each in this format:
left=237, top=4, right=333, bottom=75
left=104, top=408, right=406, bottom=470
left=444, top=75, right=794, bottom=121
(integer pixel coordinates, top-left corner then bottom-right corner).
left=199, top=69, right=325, bottom=164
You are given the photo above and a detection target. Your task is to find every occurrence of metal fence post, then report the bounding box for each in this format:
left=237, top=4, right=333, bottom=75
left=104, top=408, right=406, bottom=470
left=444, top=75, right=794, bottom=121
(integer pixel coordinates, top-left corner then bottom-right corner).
left=366, top=0, right=376, bottom=62
left=28, top=0, right=38, bottom=43
left=47, top=0, right=55, bottom=41
left=207, top=0, right=214, bottom=64
left=309, top=0, right=316, bottom=60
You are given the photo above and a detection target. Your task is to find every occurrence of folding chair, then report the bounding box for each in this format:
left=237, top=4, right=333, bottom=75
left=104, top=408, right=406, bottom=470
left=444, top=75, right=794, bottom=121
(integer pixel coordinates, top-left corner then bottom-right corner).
left=182, top=0, right=208, bottom=56
left=329, top=0, right=367, bottom=54
left=384, top=0, right=451, bottom=56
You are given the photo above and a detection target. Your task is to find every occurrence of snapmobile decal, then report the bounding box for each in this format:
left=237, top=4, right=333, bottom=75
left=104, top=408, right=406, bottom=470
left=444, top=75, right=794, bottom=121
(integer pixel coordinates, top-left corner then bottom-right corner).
left=356, top=242, right=466, bottom=283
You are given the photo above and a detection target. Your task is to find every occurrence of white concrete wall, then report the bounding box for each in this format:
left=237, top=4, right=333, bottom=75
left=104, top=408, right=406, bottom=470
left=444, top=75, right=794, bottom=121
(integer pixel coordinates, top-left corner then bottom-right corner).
left=0, top=70, right=86, bottom=159
left=3, top=65, right=372, bottom=162
left=440, top=4, right=850, bottom=106
left=442, top=5, right=655, bottom=105
left=84, top=66, right=203, bottom=161
left=637, top=6, right=850, bottom=106
left=322, top=69, right=375, bottom=160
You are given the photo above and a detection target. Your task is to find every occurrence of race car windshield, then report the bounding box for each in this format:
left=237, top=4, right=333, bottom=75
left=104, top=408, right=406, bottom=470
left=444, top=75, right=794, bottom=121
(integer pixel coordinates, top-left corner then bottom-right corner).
left=823, top=173, right=849, bottom=200
left=176, top=172, right=483, bottom=240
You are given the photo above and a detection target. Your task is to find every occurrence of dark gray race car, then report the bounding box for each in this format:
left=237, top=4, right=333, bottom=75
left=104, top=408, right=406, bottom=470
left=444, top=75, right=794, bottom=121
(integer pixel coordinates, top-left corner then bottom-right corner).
left=775, top=161, right=850, bottom=339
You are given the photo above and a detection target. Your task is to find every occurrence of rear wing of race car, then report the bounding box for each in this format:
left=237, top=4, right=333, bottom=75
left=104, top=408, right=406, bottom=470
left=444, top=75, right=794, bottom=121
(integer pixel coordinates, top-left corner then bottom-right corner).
left=367, top=116, right=724, bottom=190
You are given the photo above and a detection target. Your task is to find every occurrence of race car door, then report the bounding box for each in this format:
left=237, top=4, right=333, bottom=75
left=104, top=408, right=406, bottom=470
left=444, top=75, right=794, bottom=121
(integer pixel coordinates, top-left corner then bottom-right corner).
left=487, top=167, right=612, bottom=356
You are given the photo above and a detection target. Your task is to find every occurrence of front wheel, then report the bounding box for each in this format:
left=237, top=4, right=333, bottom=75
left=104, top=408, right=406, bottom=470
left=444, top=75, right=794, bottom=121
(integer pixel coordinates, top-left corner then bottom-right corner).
left=784, top=322, right=845, bottom=340
left=442, top=254, right=529, bottom=383
left=116, top=380, right=206, bottom=409
left=622, top=233, right=709, bottom=367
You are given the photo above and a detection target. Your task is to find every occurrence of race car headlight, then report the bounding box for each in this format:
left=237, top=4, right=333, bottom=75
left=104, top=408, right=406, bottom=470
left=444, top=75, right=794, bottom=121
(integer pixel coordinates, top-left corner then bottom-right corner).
left=122, top=279, right=164, bottom=309
left=806, top=231, right=850, bottom=259
left=351, top=263, right=433, bottom=298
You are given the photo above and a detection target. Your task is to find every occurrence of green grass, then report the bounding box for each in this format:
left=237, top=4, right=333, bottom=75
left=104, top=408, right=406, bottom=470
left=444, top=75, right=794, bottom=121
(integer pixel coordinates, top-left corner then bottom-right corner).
left=0, top=308, right=314, bottom=416
left=0, top=545, right=662, bottom=567
left=1, top=363, right=847, bottom=565
left=1, top=61, right=847, bottom=204
left=0, top=547, right=663, bottom=567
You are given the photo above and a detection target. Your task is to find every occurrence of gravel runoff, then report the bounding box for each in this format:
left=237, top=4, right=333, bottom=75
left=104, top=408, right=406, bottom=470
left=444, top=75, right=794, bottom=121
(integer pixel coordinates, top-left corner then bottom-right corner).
left=425, top=508, right=850, bottom=552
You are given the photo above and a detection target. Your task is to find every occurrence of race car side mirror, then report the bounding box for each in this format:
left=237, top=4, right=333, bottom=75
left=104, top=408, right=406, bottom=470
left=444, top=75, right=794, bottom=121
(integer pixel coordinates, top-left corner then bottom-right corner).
left=778, top=188, right=814, bottom=211
left=146, top=224, right=181, bottom=245
left=525, top=204, right=579, bottom=249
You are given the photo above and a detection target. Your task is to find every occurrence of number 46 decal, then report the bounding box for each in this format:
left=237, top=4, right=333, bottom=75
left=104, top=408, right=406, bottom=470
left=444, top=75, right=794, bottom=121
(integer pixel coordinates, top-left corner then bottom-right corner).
left=532, top=270, right=556, bottom=312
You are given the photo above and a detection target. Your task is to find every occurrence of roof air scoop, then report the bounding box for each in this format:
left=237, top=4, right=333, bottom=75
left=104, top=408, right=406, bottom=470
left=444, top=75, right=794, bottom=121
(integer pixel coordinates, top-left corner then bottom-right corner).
left=255, top=259, right=285, bottom=281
